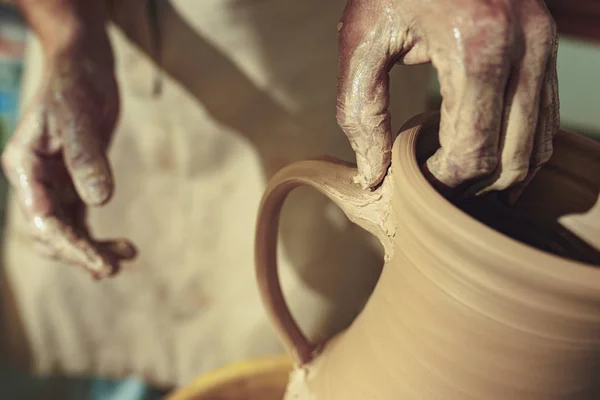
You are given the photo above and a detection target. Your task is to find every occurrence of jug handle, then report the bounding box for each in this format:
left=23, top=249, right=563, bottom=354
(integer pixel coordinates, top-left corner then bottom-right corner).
left=255, top=157, right=392, bottom=366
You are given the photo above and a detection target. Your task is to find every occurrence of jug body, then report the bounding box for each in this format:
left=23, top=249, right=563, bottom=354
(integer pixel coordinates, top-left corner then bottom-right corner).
left=256, top=112, right=600, bottom=399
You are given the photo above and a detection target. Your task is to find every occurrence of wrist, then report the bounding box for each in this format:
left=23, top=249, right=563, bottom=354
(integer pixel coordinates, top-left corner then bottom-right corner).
left=44, top=21, right=113, bottom=67
left=17, top=0, right=109, bottom=58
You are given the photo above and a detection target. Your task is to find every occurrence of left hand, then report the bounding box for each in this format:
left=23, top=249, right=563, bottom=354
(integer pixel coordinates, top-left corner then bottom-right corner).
left=1, top=34, right=135, bottom=279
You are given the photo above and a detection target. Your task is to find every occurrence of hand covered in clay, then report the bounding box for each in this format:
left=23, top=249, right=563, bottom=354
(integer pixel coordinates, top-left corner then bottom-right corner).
left=337, top=0, right=559, bottom=193
left=1, top=37, right=135, bottom=279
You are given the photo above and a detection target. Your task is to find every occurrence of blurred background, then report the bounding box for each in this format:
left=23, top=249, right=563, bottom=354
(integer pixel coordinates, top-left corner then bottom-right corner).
left=0, top=4, right=25, bottom=240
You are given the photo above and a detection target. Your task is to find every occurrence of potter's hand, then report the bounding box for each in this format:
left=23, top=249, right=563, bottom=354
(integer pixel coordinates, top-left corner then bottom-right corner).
left=1, top=37, right=135, bottom=279
left=337, top=0, right=559, bottom=192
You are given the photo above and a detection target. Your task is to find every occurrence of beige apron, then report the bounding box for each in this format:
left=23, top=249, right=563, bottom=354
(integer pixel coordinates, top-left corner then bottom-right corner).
left=0, top=0, right=428, bottom=388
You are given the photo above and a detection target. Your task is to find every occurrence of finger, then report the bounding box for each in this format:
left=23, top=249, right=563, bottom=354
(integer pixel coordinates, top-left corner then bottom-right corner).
left=480, top=4, right=557, bottom=194
left=336, top=3, right=405, bottom=189
left=31, top=217, right=117, bottom=279
left=502, top=15, right=559, bottom=205
left=425, top=8, right=513, bottom=189
left=531, top=27, right=559, bottom=171
left=33, top=236, right=136, bottom=277
left=98, top=239, right=138, bottom=261
left=502, top=47, right=559, bottom=205
left=48, top=81, right=114, bottom=206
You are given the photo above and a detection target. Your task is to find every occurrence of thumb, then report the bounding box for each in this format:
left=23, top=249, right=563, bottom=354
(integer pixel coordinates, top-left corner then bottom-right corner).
left=336, top=6, right=397, bottom=189
left=55, top=107, right=114, bottom=206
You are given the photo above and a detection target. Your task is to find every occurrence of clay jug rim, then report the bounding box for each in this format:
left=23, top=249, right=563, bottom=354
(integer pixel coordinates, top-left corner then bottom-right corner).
left=392, top=112, right=600, bottom=289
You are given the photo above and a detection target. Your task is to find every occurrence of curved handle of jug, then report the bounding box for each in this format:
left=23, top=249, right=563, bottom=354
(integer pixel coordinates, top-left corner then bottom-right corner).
left=255, top=156, right=395, bottom=366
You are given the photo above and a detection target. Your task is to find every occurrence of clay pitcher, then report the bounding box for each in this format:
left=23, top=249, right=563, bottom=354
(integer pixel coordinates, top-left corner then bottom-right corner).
left=255, top=111, right=600, bottom=399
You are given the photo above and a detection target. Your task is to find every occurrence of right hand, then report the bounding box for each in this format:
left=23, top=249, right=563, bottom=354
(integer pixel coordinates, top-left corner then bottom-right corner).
left=336, top=0, right=559, bottom=195
left=1, top=38, right=135, bottom=279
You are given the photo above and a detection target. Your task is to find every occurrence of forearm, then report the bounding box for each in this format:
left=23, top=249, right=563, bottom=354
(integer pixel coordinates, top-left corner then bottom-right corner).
left=16, top=0, right=110, bottom=55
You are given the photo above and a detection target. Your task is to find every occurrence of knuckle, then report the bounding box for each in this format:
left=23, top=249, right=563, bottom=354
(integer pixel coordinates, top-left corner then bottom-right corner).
left=67, top=148, right=94, bottom=169
left=528, top=18, right=557, bottom=57
left=63, top=136, right=102, bottom=171
left=522, top=4, right=557, bottom=59
left=529, top=3, right=557, bottom=39
left=539, top=16, right=557, bottom=41
left=1, top=148, right=13, bottom=173
left=1, top=142, right=20, bottom=175
left=461, top=5, right=513, bottom=76
left=336, top=102, right=359, bottom=133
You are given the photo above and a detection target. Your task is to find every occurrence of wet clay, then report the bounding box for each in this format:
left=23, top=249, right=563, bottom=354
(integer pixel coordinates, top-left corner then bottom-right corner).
left=409, top=112, right=600, bottom=265
left=256, top=111, right=600, bottom=399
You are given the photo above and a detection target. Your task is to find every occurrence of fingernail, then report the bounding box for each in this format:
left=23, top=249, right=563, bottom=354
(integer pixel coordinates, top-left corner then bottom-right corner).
left=108, top=239, right=137, bottom=260
left=85, top=176, right=112, bottom=205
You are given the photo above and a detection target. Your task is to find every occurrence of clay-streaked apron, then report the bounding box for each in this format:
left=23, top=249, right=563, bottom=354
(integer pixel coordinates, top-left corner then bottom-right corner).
left=0, top=0, right=428, bottom=388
